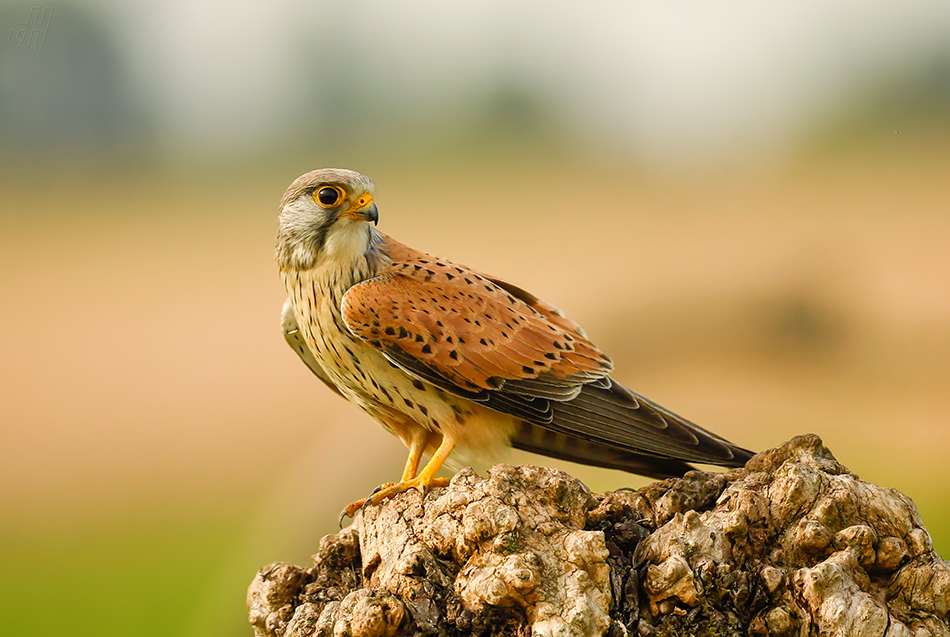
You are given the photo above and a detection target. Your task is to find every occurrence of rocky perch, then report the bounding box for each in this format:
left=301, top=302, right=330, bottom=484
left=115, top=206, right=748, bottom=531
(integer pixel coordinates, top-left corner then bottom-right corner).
left=248, top=435, right=949, bottom=637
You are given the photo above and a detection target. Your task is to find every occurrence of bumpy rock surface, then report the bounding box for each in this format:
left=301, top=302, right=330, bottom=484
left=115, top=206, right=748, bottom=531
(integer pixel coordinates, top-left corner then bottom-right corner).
left=248, top=435, right=949, bottom=637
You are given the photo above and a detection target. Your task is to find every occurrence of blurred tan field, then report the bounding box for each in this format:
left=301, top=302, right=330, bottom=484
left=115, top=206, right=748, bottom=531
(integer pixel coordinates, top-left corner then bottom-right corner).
left=3, top=2, right=950, bottom=634
left=1, top=140, right=948, bottom=635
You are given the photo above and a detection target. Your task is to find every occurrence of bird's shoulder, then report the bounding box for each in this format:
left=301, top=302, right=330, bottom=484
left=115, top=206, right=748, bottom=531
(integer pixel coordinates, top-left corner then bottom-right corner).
left=381, top=236, right=590, bottom=336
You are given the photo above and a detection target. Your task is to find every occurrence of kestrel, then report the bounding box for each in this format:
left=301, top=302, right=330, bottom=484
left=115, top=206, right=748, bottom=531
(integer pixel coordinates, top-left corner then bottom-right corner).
left=277, top=168, right=753, bottom=517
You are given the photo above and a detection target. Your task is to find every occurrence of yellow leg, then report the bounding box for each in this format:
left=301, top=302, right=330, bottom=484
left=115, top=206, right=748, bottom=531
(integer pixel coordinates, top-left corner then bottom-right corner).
left=400, top=431, right=428, bottom=482
left=407, top=436, right=455, bottom=489
left=341, top=437, right=455, bottom=520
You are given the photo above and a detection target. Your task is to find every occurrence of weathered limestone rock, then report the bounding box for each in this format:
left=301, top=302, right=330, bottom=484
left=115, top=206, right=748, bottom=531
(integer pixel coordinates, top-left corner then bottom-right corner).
left=248, top=435, right=949, bottom=637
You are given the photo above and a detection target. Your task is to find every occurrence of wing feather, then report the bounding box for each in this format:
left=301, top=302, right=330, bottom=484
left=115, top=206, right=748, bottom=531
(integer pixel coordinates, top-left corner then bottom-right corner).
left=342, top=239, right=612, bottom=393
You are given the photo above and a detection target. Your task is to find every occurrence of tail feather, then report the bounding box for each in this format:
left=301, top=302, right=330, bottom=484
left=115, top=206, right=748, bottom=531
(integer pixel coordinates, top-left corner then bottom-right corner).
left=510, top=423, right=698, bottom=479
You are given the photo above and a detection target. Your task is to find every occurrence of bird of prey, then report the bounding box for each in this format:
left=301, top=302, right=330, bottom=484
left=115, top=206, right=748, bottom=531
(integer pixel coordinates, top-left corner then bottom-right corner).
left=277, top=168, right=753, bottom=518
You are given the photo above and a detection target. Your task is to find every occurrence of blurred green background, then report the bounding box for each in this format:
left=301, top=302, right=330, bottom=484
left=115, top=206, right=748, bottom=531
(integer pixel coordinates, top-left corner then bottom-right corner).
left=1, top=2, right=949, bottom=636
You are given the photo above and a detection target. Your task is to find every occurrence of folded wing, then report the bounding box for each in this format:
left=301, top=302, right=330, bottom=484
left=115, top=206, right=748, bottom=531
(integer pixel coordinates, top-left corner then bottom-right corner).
left=340, top=237, right=752, bottom=476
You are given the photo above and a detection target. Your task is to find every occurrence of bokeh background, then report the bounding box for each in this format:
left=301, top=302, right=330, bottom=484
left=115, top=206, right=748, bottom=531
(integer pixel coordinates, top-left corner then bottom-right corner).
left=2, top=1, right=949, bottom=635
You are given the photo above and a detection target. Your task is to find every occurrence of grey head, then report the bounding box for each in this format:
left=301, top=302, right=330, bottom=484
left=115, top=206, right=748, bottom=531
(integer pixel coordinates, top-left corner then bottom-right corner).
left=276, top=168, right=380, bottom=271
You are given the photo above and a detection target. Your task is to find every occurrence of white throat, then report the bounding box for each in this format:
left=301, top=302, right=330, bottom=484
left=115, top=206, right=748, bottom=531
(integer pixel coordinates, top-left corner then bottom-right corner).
left=322, top=220, right=371, bottom=264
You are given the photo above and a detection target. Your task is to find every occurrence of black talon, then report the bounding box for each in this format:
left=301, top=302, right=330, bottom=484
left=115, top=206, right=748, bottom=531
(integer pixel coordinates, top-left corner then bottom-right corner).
left=360, top=496, right=375, bottom=514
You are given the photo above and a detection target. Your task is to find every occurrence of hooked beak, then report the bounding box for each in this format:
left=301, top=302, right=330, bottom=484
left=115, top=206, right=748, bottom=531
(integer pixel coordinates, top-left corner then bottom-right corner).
left=343, top=194, right=378, bottom=226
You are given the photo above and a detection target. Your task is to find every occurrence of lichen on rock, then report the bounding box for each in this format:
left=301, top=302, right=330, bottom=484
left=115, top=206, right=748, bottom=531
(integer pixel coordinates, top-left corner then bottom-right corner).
left=248, top=435, right=949, bottom=637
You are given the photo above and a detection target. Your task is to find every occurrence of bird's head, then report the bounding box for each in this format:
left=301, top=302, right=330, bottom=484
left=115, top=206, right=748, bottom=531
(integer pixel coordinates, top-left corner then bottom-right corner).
left=276, top=168, right=380, bottom=270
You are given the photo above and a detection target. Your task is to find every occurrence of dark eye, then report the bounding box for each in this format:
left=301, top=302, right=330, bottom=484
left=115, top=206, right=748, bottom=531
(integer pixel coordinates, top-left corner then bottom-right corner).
left=314, top=186, right=343, bottom=207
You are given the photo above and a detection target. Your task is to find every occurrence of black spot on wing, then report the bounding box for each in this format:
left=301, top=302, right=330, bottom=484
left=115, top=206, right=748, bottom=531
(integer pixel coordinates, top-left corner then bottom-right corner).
left=380, top=345, right=484, bottom=400
left=377, top=343, right=554, bottom=422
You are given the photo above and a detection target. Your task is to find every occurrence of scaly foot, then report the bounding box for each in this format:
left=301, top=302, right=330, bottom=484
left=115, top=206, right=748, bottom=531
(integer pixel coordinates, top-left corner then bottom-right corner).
left=337, top=482, right=394, bottom=527
left=338, top=437, right=457, bottom=526
left=339, top=475, right=450, bottom=522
